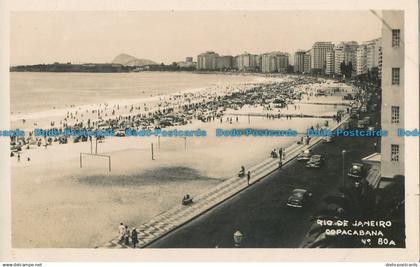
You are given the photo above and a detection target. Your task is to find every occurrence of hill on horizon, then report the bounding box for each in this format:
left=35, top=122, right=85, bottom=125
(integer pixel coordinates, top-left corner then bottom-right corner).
left=111, top=53, right=157, bottom=66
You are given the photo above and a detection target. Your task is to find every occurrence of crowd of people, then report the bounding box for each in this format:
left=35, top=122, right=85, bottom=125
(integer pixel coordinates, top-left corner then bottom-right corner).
left=10, top=76, right=349, bottom=161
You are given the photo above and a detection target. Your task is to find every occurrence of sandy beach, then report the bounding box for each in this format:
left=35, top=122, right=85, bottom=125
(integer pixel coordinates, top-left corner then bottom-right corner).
left=11, top=74, right=355, bottom=247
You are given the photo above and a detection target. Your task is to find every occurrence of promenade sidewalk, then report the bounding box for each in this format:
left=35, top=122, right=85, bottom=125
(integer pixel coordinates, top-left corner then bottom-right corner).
left=104, top=114, right=350, bottom=249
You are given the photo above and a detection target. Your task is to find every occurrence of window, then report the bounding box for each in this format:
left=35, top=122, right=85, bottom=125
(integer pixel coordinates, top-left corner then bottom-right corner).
left=392, top=68, right=400, bottom=85
left=391, top=106, right=400, bottom=123
left=391, top=144, right=400, bottom=162
left=392, top=29, right=400, bottom=47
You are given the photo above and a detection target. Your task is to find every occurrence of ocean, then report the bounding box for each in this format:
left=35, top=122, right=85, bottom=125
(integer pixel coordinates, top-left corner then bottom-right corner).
left=10, top=72, right=256, bottom=115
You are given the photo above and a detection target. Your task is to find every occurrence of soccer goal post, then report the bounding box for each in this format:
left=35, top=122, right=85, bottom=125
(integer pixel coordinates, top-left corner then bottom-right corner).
left=80, top=152, right=112, bottom=172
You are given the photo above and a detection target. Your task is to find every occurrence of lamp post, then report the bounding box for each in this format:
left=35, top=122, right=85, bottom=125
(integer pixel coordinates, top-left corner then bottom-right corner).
left=342, top=150, right=346, bottom=187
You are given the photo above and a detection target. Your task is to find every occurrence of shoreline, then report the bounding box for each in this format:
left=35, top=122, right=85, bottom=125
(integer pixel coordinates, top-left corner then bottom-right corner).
left=11, top=73, right=270, bottom=129
left=10, top=75, right=356, bottom=248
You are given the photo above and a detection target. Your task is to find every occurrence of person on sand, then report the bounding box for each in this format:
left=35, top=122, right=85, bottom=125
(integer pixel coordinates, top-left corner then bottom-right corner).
left=118, top=222, right=125, bottom=243
left=124, top=225, right=130, bottom=246
left=131, top=228, right=139, bottom=248
left=17, top=154, right=20, bottom=162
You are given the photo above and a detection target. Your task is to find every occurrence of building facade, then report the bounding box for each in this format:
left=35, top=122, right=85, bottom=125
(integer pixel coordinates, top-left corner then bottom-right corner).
left=325, top=50, right=335, bottom=75
left=333, top=41, right=359, bottom=77
left=261, top=52, right=289, bottom=73
left=197, top=51, right=219, bottom=70
left=366, top=38, right=382, bottom=71
left=216, top=56, right=233, bottom=70
left=334, top=43, right=344, bottom=75
left=303, top=50, right=311, bottom=74
left=356, top=44, right=367, bottom=76
left=294, top=50, right=306, bottom=73
left=261, top=53, right=278, bottom=73
left=277, top=53, right=289, bottom=73
left=380, top=10, right=404, bottom=181
left=310, top=42, right=334, bottom=73
left=237, top=53, right=260, bottom=72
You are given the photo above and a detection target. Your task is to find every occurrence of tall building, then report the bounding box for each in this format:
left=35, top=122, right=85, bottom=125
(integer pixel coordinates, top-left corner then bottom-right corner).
left=356, top=44, right=367, bottom=76
left=253, top=55, right=262, bottom=71
left=345, top=41, right=359, bottom=73
left=303, top=50, right=311, bottom=74
left=334, top=43, right=345, bottom=75
left=380, top=10, right=404, bottom=183
left=237, top=53, right=260, bottom=72
left=325, top=50, right=335, bottom=75
left=294, top=50, right=306, bottom=73
left=277, top=53, right=289, bottom=73
left=216, top=56, right=233, bottom=70
left=197, top=51, right=219, bottom=70
left=333, top=41, right=359, bottom=76
left=310, top=42, right=334, bottom=73
left=232, top=56, right=238, bottom=70
left=261, top=53, right=278, bottom=73
left=261, top=52, right=289, bottom=73
left=366, top=38, right=382, bottom=71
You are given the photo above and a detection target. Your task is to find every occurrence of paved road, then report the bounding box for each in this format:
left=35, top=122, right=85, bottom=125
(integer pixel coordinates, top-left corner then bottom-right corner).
left=148, top=133, right=378, bottom=248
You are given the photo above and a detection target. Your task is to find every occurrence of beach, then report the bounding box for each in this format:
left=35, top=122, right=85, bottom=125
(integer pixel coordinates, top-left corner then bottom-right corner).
left=10, top=73, right=355, bottom=247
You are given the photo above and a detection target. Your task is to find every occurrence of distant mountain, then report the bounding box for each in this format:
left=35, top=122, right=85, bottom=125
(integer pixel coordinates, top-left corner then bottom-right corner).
left=111, top=53, right=157, bottom=66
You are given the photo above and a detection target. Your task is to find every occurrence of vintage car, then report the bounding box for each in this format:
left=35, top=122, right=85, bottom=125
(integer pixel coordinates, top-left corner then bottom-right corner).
left=306, top=154, right=325, bottom=168
left=347, top=163, right=366, bottom=180
left=297, top=149, right=312, bottom=161
left=286, top=189, right=312, bottom=208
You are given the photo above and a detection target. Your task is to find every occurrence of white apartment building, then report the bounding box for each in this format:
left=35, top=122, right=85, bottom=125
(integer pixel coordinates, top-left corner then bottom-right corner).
left=303, top=50, right=311, bottom=74
left=197, top=51, right=219, bottom=70
left=294, top=50, right=306, bottom=73
left=380, top=10, right=404, bottom=183
left=311, top=42, right=334, bottom=73
left=366, top=37, right=382, bottom=71
left=261, top=52, right=289, bottom=73
left=237, top=53, right=260, bottom=72
left=356, top=44, right=367, bottom=75
left=325, top=50, right=335, bottom=75
left=334, top=41, right=358, bottom=76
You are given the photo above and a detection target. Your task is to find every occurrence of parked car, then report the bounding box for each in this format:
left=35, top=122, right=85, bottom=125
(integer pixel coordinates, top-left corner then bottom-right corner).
left=286, top=189, right=312, bottom=208
left=297, top=149, right=312, bottom=161
left=306, top=155, right=325, bottom=168
left=347, top=163, right=366, bottom=180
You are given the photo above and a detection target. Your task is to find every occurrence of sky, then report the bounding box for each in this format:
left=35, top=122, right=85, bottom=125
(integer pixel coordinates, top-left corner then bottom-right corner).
left=10, top=10, right=382, bottom=65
